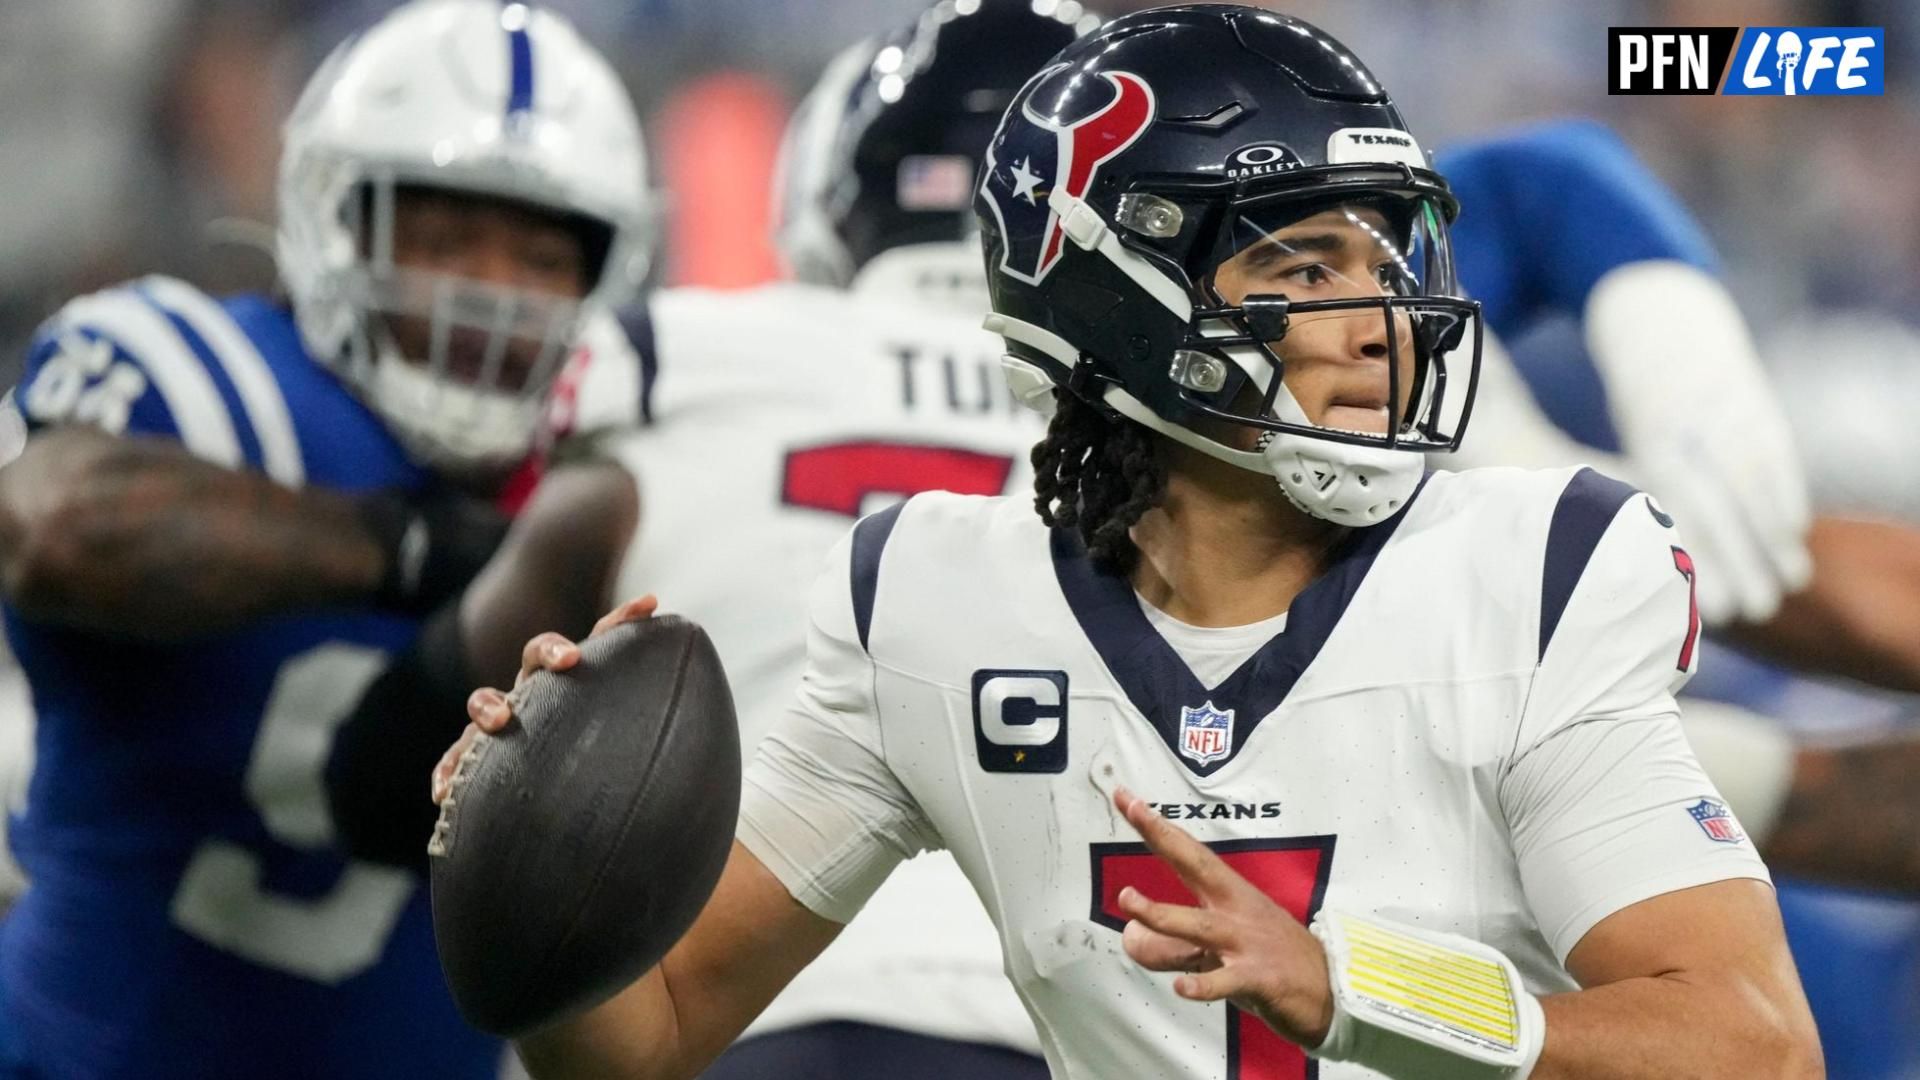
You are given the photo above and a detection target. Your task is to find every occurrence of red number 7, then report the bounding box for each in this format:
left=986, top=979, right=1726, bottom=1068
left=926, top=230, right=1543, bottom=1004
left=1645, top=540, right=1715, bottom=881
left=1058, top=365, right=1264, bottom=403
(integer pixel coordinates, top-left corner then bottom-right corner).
left=1091, top=836, right=1337, bottom=1080
left=1671, top=546, right=1700, bottom=672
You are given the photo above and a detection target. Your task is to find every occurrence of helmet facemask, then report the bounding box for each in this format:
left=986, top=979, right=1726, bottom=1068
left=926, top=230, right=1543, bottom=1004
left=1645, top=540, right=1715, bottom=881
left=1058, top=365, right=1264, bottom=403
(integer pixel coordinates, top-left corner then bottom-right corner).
left=273, top=0, right=654, bottom=475
left=1011, top=167, right=1483, bottom=526
left=328, top=177, right=602, bottom=471
left=1111, top=170, right=1479, bottom=456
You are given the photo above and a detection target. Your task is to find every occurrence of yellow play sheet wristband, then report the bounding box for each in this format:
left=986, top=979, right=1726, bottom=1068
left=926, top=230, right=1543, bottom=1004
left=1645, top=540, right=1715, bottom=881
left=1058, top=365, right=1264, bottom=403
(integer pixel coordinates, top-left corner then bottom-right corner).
left=1310, top=910, right=1546, bottom=1079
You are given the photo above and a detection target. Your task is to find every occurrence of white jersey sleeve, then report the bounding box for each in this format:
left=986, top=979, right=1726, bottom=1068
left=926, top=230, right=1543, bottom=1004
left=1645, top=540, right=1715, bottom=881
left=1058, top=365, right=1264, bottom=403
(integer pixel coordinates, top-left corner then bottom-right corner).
left=1503, top=472, right=1769, bottom=962
left=736, top=509, right=938, bottom=925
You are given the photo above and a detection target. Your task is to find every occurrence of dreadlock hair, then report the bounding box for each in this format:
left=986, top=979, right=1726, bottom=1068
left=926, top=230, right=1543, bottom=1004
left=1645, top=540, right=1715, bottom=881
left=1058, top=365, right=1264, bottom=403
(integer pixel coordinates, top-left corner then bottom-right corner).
left=1031, top=390, right=1168, bottom=576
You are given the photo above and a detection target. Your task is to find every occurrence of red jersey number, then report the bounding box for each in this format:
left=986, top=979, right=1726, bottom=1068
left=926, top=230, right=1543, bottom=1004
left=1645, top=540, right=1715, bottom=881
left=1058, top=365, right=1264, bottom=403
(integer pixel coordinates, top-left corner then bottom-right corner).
left=1091, top=836, right=1338, bottom=1080
left=781, top=440, right=1016, bottom=518
left=1670, top=546, right=1701, bottom=671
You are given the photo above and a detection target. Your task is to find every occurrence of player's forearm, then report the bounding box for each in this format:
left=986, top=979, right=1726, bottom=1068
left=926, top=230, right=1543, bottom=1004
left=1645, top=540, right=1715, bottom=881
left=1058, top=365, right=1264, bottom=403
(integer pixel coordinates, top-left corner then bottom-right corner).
left=514, top=968, right=691, bottom=1080
left=1722, top=516, right=1920, bottom=693
left=0, top=426, right=383, bottom=639
left=1532, top=975, right=1822, bottom=1079
left=1764, top=737, right=1920, bottom=893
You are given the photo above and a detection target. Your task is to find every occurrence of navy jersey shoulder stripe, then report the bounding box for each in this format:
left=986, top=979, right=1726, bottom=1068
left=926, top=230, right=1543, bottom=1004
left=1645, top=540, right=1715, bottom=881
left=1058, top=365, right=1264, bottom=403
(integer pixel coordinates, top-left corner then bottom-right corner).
left=1538, top=466, right=1640, bottom=661
left=850, top=501, right=905, bottom=652
left=615, top=306, right=659, bottom=425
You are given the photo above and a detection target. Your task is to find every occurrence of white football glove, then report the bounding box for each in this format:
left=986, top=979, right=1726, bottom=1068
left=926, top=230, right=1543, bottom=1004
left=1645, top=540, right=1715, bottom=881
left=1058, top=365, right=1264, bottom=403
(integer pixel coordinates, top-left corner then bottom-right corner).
left=1584, top=261, right=1812, bottom=625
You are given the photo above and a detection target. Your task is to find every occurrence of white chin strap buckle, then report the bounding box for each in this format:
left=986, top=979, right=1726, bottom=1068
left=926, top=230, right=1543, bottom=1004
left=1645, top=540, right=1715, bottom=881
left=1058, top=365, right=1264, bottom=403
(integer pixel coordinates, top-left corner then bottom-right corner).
left=1310, top=909, right=1546, bottom=1080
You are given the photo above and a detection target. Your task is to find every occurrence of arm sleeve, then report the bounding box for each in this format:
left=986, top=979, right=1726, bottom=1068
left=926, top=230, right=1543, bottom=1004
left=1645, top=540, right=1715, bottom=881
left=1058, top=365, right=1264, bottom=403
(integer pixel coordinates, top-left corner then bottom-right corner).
left=324, top=602, right=475, bottom=872
left=15, top=286, right=244, bottom=465
left=1439, top=119, right=1719, bottom=339
left=1504, top=478, right=1769, bottom=962
left=735, top=526, right=938, bottom=925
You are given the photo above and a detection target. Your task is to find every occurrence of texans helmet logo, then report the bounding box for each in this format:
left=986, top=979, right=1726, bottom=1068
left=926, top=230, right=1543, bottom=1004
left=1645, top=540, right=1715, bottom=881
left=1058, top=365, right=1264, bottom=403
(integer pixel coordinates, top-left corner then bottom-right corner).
left=979, top=67, right=1157, bottom=285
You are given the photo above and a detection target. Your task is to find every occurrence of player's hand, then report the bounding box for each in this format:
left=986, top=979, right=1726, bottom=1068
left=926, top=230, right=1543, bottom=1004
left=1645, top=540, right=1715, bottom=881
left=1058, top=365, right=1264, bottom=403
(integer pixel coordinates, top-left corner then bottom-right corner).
left=1112, top=788, right=1335, bottom=1050
left=359, top=486, right=513, bottom=616
left=430, top=595, right=658, bottom=805
left=1586, top=262, right=1813, bottom=625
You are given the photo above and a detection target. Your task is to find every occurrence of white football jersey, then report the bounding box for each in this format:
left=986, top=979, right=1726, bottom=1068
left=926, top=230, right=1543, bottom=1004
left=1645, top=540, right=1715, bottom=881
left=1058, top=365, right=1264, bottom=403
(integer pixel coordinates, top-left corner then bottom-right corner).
left=595, top=268, right=1048, bottom=1050
left=739, top=465, right=1771, bottom=1080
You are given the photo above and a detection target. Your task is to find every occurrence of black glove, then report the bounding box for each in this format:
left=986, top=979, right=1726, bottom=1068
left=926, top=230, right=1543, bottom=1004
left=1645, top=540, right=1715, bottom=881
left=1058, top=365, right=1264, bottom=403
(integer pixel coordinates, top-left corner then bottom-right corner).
left=358, top=487, right=511, bottom=616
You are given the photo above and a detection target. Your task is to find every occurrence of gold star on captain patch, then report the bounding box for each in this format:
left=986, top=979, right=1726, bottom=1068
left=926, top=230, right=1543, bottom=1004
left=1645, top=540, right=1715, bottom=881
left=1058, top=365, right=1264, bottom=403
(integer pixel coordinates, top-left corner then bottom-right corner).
left=1014, top=750, right=1027, bottom=763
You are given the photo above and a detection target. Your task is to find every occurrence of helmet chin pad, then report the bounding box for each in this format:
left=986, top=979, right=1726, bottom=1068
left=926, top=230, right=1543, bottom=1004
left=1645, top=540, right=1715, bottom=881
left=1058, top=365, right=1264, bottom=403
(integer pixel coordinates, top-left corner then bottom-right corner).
left=1260, top=383, right=1423, bottom=526
left=367, top=351, right=544, bottom=469
left=1101, top=380, right=1422, bottom=528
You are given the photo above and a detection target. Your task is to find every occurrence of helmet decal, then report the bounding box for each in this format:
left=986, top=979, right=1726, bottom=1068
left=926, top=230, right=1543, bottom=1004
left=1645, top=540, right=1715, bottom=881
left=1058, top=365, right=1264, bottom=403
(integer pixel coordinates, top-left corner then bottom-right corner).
left=504, top=4, right=535, bottom=124
left=979, top=68, right=1156, bottom=285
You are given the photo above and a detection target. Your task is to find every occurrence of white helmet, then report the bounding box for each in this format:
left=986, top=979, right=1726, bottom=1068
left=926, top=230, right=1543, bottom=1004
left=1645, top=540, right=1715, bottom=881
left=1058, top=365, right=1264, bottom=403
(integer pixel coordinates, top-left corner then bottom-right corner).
left=276, top=0, right=652, bottom=469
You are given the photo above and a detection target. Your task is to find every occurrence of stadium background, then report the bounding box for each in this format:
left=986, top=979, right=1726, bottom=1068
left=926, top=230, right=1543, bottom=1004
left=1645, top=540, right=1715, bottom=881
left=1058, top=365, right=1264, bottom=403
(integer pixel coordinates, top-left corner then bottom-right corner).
left=2, top=0, right=1918, bottom=1075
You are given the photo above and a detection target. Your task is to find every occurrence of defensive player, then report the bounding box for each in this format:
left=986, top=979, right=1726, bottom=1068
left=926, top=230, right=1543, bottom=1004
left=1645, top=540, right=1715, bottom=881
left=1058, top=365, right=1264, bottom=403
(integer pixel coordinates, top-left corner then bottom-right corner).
left=397, top=3, right=1081, bottom=1075
left=441, top=9, right=1821, bottom=1079
left=0, top=3, right=646, bottom=1077
left=1438, top=120, right=1920, bottom=896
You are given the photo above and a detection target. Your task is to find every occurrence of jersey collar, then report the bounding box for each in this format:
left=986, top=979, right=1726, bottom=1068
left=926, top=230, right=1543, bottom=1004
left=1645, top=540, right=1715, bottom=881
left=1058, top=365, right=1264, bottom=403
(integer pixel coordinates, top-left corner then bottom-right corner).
left=1050, top=474, right=1427, bottom=776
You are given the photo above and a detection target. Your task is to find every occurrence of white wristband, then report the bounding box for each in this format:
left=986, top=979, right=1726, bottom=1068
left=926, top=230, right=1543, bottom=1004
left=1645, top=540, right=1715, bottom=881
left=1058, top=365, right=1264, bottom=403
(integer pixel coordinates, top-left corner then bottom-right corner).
left=1310, top=909, right=1545, bottom=1080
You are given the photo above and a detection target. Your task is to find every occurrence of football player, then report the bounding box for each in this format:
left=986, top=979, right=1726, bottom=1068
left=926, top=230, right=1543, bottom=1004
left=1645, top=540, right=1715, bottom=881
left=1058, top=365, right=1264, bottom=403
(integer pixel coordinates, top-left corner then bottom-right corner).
left=604, top=4, right=1074, bottom=1075
left=441, top=8, right=1821, bottom=1079
left=0, top=3, right=645, bottom=1077
left=376, top=3, right=1084, bottom=1076
left=1439, top=119, right=1920, bottom=897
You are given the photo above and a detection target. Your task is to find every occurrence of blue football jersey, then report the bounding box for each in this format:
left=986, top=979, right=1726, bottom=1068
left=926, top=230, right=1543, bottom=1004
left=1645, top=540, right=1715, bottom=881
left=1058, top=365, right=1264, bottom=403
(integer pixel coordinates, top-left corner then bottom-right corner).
left=1446, top=120, right=1920, bottom=1080
left=0, top=277, right=500, bottom=1078
left=1440, top=119, right=1720, bottom=451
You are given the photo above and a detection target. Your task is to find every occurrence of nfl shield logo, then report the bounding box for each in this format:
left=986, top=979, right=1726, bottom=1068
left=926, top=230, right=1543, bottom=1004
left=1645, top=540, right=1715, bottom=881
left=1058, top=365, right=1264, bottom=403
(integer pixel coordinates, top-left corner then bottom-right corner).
left=1179, top=701, right=1235, bottom=767
left=1686, top=798, right=1746, bottom=844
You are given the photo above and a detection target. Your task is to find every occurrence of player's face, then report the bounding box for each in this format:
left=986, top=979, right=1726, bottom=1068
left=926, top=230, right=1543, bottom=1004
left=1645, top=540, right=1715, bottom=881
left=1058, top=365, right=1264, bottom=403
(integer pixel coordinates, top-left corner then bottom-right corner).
left=379, top=188, right=592, bottom=392
left=1210, top=205, right=1417, bottom=440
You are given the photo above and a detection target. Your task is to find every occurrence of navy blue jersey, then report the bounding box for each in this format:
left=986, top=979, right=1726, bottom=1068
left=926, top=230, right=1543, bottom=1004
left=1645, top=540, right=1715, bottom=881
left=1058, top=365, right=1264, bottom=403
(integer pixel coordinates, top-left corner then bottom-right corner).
left=0, top=277, right=499, bottom=1078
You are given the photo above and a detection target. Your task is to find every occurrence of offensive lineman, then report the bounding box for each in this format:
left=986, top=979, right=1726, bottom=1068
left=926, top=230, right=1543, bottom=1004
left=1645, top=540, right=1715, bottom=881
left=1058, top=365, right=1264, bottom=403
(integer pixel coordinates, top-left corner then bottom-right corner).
left=441, top=9, right=1820, bottom=1080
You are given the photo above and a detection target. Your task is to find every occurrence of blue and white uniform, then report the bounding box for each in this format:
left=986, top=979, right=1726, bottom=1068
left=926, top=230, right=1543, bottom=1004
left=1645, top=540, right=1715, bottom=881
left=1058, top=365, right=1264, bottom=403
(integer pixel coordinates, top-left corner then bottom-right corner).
left=0, top=277, right=499, bottom=1079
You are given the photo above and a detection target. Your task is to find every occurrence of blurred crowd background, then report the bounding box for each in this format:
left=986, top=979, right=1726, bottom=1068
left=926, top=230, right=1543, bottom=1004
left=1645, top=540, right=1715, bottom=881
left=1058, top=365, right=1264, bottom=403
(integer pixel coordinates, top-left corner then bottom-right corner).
left=3, top=0, right=1916, bottom=346
left=8, top=0, right=1920, bottom=516
left=5, top=0, right=1920, bottom=1074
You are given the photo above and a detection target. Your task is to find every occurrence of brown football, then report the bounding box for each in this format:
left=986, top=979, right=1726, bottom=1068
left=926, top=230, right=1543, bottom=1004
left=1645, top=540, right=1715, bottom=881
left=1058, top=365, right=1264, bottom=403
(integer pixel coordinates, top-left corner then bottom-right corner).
left=429, top=615, right=740, bottom=1037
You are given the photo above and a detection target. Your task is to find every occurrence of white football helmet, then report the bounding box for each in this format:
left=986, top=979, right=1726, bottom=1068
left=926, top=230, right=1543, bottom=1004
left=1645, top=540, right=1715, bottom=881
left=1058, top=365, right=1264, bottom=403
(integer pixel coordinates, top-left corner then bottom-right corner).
left=277, top=0, right=652, bottom=469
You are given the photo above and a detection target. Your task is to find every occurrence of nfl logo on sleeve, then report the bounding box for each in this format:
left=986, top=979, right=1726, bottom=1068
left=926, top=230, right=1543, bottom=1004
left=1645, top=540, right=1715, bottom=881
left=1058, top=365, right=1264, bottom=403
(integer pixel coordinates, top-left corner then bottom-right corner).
left=1179, top=702, right=1234, bottom=767
left=1686, top=798, right=1747, bottom=843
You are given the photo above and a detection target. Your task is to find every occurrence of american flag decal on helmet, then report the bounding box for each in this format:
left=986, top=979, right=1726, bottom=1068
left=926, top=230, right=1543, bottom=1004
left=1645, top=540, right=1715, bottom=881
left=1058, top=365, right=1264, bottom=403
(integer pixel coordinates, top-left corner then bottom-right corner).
left=978, top=68, right=1156, bottom=285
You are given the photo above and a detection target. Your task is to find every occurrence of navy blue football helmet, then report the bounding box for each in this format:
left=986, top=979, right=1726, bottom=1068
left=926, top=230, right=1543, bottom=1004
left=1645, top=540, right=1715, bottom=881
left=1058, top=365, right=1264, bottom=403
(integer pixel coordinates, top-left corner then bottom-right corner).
left=975, top=4, right=1483, bottom=525
left=776, top=0, right=1099, bottom=288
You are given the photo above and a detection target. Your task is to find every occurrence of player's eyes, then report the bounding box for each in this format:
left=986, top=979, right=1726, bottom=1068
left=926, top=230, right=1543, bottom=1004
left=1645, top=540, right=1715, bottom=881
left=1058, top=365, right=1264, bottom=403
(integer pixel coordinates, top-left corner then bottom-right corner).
left=1283, top=263, right=1331, bottom=287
